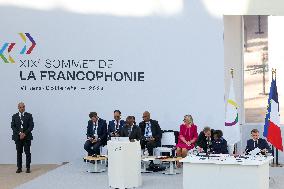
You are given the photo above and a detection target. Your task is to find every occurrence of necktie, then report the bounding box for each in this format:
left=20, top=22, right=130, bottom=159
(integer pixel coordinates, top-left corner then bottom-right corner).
left=254, top=140, right=257, bottom=148
left=116, top=121, right=119, bottom=131
left=20, top=113, right=24, bottom=131
left=94, top=124, right=97, bottom=135
left=128, top=127, right=132, bottom=136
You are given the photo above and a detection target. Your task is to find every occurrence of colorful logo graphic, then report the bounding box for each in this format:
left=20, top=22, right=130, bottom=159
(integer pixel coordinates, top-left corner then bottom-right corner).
left=0, top=33, right=36, bottom=63
left=19, top=33, right=36, bottom=55
left=225, top=99, right=239, bottom=127
left=0, top=43, right=16, bottom=63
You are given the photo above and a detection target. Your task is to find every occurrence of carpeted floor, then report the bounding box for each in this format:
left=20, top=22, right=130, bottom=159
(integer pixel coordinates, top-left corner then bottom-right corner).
left=8, top=159, right=284, bottom=189
left=0, top=164, right=61, bottom=189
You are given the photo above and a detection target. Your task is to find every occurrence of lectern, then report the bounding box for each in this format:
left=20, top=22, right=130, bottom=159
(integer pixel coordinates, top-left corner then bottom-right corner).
left=108, top=140, right=142, bottom=189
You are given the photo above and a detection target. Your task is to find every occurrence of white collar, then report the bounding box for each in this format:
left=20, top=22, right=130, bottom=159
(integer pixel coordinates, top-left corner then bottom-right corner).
left=93, top=119, right=99, bottom=126
left=19, top=112, right=25, bottom=116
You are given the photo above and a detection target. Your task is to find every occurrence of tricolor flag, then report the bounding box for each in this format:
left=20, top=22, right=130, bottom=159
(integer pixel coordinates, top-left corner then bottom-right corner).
left=224, top=77, right=241, bottom=146
left=264, top=78, right=283, bottom=151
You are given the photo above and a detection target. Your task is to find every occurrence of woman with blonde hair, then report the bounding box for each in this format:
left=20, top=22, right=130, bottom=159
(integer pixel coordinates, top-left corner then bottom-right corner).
left=176, top=115, right=198, bottom=167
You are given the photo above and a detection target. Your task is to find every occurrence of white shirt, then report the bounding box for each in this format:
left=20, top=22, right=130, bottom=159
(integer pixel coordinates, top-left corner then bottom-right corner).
left=18, top=112, right=25, bottom=117
left=93, top=120, right=99, bottom=138
left=115, top=120, right=120, bottom=130
left=130, top=124, right=134, bottom=131
left=128, top=124, right=134, bottom=136
left=144, top=122, right=152, bottom=137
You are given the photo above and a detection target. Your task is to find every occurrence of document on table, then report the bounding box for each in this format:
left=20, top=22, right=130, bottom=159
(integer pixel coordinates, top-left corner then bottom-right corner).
left=249, top=147, right=261, bottom=156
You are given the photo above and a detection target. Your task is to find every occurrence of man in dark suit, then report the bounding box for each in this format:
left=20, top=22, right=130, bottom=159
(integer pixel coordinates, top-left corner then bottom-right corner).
left=84, top=112, right=107, bottom=156
left=245, top=129, right=271, bottom=154
left=139, top=111, right=162, bottom=156
left=11, top=102, right=34, bottom=173
left=108, top=110, right=125, bottom=138
left=196, top=126, right=214, bottom=153
left=120, top=116, right=141, bottom=141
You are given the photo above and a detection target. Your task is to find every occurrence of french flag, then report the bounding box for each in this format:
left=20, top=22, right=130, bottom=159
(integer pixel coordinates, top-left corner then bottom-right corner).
left=264, top=78, right=283, bottom=151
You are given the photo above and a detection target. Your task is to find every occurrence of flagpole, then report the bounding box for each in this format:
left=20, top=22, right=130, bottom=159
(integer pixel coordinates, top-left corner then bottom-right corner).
left=230, top=68, right=237, bottom=154
left=270, top=68, right=282, bottom=167
left=273, top=69, right=280, bottom=166
left=272, top=68, right=276, bottom=80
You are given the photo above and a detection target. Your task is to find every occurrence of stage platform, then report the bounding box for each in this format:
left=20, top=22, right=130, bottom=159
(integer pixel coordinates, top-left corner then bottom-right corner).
left=14, top=159, right=284, bottom=189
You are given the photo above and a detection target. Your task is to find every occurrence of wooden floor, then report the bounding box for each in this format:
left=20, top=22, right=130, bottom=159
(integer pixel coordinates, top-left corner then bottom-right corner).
left=0, top=164, right=61, bottom=189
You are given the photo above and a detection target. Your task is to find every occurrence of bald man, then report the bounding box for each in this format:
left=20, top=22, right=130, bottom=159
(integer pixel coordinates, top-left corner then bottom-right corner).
left=139, top=111, right=162, bottom=156
left=11, top=102, right=34, bottom=173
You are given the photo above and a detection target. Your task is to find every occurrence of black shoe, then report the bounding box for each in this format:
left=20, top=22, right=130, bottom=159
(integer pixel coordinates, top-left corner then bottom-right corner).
left=16, top=168, right=22, bottom=173
left=26, top=168, right=31, bottom=173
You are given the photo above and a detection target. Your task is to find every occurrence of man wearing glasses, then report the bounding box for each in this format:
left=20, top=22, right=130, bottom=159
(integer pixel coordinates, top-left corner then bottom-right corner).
left=139, top=111, right=162, bottom=156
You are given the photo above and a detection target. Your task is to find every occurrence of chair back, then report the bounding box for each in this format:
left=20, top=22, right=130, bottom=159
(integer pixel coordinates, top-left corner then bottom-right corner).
left=161, top=130, right=176, bottom=147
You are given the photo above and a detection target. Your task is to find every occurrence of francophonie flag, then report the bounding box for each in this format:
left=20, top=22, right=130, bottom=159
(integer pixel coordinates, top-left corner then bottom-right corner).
left=224, top=77, right=240, bottom=146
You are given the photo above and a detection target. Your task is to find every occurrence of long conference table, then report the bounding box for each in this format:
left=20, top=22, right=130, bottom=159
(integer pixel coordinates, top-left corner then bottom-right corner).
left=180, top=154, right=273, bottom=189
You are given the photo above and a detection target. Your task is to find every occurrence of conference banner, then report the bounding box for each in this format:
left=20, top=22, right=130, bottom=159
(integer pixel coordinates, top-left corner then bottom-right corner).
left=0, top=5, right=224, bottom=163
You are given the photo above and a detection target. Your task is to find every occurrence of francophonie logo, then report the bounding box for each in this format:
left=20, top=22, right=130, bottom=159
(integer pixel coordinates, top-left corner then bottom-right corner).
left=0, top=33, right=36, bottom=63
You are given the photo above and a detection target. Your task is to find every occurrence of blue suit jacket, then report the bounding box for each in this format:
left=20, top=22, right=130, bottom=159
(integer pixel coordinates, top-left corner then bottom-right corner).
left=86, top=118, right=108, bottom=145
left=108, top=120, right=125, bottom=134
left=211, top=138, right=228, bottom=154
left=245, top=138, right=271, bottom=153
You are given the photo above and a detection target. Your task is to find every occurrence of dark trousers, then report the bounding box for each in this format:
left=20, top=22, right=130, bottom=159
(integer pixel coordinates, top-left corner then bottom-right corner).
left=15, top=139, right=31, bottom=169
left=141, top=140, right=159, bottom=156
left=84, top=140, right=102, bottom=156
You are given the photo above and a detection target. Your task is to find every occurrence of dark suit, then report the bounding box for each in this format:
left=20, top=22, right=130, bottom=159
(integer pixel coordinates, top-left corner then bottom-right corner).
left=120, top=125, right=141, bottom=140
left=211, top=138, right=228, bottom=154
left=84, top=118, right=107, bottom=156
left=108, top=119, right=125, bottom=137
left=195, top=130, right=214, bottom=153
left=245, top=138, right=271, bottom=154
left=11, top=112, right=34, bottom=169
left=139, top=119, right=162, bottom=156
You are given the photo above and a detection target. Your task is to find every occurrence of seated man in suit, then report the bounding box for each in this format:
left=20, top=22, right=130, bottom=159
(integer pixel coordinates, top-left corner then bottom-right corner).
left=139, top=111, right=162, bottom=156
left=196, top=126, right=214, bottom=153
left=245, top=129, right=271, bottom=155
left=211, top=130, right=228, bottom=154
left=84, top=112, right=107, bottom=156
left=120, top=116, right=141, bottom=141
left=108, top=110, right=125, bottom=138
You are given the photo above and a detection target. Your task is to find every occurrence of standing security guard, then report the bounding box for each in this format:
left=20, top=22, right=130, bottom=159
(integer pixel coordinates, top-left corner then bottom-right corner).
left=11, top=102, right=34, bottom=173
